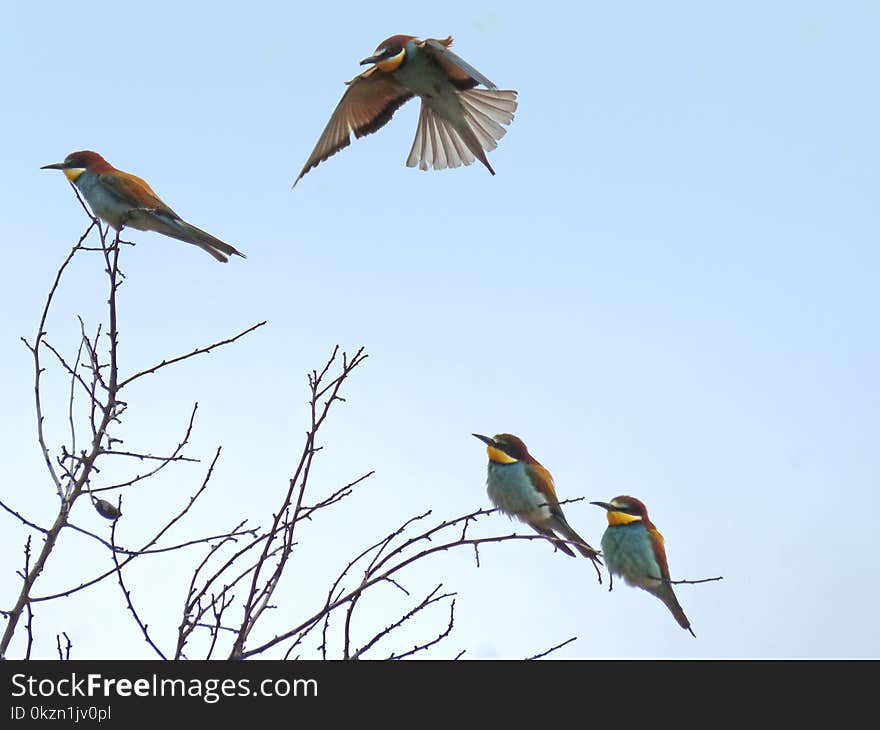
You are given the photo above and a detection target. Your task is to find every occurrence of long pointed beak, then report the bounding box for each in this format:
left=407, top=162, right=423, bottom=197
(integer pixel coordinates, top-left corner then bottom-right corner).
left=359, top=54, right=381, bottom=66
left=472, top=433, right=494, bottom=447
left=41, top=162, right=66, bottom=170
left=590, top=501, right=615, bottom=511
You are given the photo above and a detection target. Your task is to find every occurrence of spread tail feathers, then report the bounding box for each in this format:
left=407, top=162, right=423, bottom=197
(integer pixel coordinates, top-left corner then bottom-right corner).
left=406, top=88, right=517, bottom=173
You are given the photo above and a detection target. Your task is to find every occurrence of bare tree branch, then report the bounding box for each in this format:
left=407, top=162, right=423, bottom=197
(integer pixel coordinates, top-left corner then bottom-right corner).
left=56, top=632, right=72, bottom=660
left=31, top=446, right=225, bottom=604
left=20, top=228, right=92, bottom=498
left=118, top=322, right=267, bottom=390
left=387, top=598, right=456, bottom=660
left=229, top=346, right=368, bottom=659
left=0, top=501, right=48, bottom=534
left=92, top=403, right=200, bottom=493
left=110, top=516, right=167, bottom=659
left=237, top=503, right=596, bottom=659
left=1, top=227, right=122, bottom=658
left=63, top=521, right=257, bottom=557
left=9, top=210, right=673, bottom=660
left=2, top=218, right=261, bottom=657
left=670, top=575, right=724, bottom=585
left=352, top=584, right=455, bottom=659
left=526, top=636, right=577, bottom=660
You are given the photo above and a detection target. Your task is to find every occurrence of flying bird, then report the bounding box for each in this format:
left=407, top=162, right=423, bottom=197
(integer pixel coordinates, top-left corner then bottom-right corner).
left=294, top=35, right=517, bottom=186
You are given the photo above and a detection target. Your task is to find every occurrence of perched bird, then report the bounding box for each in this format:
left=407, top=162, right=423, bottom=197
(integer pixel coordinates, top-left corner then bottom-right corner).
left=591, top=496, right=695, bottom=636
left=42, top=151, right=245, bottom=263
left=293, top=35, right=517, bottom=186
left=473, top=433, right=601, bottom=571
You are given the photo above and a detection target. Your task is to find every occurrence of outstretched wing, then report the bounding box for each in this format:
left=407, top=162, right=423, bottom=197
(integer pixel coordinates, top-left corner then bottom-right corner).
left=293, top=67, right=415, bottom=186
left=419, top=36, right=496, bottom=90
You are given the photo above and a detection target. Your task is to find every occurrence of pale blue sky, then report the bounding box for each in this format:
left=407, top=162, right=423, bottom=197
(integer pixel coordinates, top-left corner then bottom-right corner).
left=1, top=1, right=877, bottom=658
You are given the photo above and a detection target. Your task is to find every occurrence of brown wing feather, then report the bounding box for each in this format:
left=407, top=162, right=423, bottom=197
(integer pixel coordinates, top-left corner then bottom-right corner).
left=417, top=37, right=478, bottom=90
left=526, top=462, right=561, bottom=508
left=648, top=527, right=672, bottom=583
left=419, top=37, right=495, bottom=90
left=98, top=171, right=174, bottom=215
left=294, top=68, right=415, bottom=185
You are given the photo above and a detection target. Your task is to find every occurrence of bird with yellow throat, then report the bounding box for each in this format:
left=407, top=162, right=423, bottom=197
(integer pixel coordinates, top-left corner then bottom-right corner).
left=42, top=150, right=245, bottom=263
left=591, top=496, right=695, bottom=636
left=474, top=433, right=601, bottom=576
left=294, top=34, right=517, bottom=185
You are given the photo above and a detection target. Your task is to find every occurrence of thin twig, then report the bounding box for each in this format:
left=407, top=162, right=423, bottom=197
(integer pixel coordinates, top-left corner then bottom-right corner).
left=230, top=346, right=368, bottom=658
left=670, top=576, right=724, bottom=585
left=92, top=403, right=200, bottom=492
left=64, top=522, right=257, bottom=556
left=354, top=585, right=455, bottom=659
left=388, top=598, right=457, bottom=660
left=118, top=322, right=267, bottom=389
left=56, top=632, right=72, bottom=660
left=21, top=231, right=91, bottom=497
left=239, top=516, right=590, bottom=659
left=526, top=636, right=577, bottom=660
left=1, top=227, right=120, bottom=658
left=32, top=447, right=224, bottom=603
left=0, top=501, right=48, bottom=534
left=110, top=518, right=167, bottom=659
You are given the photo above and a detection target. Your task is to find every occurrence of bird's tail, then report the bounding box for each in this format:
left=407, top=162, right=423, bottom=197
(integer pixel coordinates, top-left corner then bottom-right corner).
left=144, top=213, right=246, bottom=263
left=533, top=525, right=577, bottom=558
left=406, top=88, right=517, bottom=174
left=552, top=516, right=602, bottom=563
left=655, top=583, right=695, bottom=637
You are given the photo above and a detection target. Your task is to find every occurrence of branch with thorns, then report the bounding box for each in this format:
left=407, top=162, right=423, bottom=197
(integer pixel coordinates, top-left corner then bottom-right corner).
left=1, top=216, right=263, bottom=659
left=236, top=502, right=603, bottom=660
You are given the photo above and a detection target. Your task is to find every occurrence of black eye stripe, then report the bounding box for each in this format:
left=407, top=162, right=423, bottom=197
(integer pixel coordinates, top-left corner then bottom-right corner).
left=495, top=440, right=523, bottom=460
